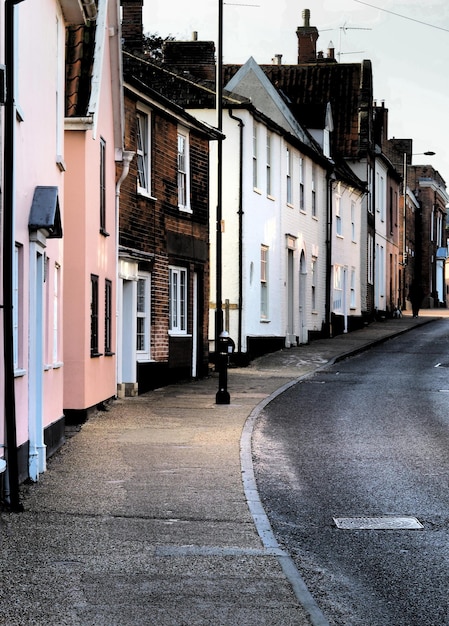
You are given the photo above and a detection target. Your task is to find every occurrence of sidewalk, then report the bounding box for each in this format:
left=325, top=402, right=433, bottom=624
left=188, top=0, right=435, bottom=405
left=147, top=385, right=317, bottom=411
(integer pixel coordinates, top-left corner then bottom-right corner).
left=0, top=312, right=443, bottom=625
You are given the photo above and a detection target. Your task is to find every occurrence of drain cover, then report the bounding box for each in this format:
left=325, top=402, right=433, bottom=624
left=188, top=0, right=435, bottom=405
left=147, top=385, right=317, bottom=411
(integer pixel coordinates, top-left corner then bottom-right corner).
left=333, top=516, right=423, bottom=530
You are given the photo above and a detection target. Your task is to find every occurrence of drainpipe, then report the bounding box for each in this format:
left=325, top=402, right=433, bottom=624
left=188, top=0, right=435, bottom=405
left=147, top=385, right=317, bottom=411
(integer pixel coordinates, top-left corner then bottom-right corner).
left=115, top=150, right=134, bottom=395
left=3, top=0, right=25, bottom=512
left=325, top=168, right=336, bottom=338
left=228, top=109, right=244, bottom=356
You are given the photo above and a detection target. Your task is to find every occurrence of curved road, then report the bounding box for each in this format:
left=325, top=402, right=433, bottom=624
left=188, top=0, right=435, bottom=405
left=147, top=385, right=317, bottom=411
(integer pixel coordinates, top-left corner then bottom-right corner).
left=253, top=319, right=449, bottom=625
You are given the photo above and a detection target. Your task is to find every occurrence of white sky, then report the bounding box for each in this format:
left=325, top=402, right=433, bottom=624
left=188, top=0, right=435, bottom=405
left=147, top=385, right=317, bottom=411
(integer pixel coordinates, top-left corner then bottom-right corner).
left=143, top=0, right=449, bottom=183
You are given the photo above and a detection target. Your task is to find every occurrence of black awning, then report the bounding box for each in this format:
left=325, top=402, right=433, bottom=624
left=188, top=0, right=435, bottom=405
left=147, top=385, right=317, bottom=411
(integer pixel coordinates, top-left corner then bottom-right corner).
left=29, top=186, right=63, bottom=238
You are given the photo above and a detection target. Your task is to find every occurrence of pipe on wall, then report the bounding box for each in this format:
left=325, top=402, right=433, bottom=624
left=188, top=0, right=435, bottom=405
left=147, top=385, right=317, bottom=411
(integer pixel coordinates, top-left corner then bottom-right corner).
left=3, top=0, right=26, bottom=512
left=228, top=109, right=244, bottom=356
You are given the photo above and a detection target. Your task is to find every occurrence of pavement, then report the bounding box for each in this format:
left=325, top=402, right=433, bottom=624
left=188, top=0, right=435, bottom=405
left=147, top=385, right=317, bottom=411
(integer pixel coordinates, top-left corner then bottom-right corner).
left=0, top=310, right=445, bottom=626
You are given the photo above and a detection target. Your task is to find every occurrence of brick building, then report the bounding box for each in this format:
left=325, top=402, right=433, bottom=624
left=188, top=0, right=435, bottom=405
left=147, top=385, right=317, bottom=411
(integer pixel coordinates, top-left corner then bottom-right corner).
left=118, top=6, right=221, bottom=394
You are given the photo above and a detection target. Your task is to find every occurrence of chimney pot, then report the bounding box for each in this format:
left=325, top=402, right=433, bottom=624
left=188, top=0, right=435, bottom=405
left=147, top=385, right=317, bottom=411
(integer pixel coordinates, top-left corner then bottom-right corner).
left=192, top=31, right=198, bottom=41
left=272, top=53, right=283, bottom=65
left=302, top=8, right=311, bottom=27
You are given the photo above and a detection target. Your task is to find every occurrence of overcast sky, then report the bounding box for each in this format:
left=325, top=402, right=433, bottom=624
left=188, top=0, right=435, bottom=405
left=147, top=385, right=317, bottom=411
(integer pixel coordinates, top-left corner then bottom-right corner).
left=143, top=0, right=449, bottom=184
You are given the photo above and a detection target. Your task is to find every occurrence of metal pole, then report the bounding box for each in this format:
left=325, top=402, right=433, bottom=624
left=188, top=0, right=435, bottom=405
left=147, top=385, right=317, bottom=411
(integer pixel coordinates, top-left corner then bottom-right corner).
left=215, top=0, right=230, bottom=404
left=3, top=0, right=23, bottom=511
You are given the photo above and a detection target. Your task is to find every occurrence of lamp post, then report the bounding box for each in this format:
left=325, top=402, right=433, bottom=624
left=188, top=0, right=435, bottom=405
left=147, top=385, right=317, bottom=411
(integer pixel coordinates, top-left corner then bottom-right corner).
left=215, top=0, right=231, bottom=404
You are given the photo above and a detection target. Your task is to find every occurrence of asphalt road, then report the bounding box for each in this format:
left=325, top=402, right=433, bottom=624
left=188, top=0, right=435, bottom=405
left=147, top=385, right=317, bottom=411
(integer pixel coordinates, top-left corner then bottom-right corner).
left=253, top=319, right=449, bottom=626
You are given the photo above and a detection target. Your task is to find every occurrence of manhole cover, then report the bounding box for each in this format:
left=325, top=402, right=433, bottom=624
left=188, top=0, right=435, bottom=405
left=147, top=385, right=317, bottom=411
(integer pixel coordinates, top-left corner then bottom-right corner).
left=333, top=516, right=423, bottom=530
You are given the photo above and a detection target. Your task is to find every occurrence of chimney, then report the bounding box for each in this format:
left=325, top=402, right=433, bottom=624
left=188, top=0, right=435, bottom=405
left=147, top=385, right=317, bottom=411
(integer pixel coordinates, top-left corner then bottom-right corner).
left=327, top=41, right=335, bottom=60
left=272, top=54, right=283, bottom=65
left=121, top=0, right=144, bottom=51
left=296, top=8, right=319, bottom=63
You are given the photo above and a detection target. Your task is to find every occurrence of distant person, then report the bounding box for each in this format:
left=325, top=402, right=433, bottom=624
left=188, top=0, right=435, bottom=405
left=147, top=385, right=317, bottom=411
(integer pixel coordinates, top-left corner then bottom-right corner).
left=409, top=281, right=424, bottom=318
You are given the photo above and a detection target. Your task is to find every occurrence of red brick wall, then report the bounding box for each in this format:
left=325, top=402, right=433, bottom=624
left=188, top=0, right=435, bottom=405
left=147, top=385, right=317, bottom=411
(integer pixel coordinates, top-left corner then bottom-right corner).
left=120, top=90, right=211, bottom=380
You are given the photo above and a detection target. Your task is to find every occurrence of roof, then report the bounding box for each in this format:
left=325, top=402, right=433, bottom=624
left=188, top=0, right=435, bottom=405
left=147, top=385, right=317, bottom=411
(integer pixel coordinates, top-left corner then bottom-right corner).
left=123, top=52, right=225, bottom=139
left=224, top=60, right=374, bottom=161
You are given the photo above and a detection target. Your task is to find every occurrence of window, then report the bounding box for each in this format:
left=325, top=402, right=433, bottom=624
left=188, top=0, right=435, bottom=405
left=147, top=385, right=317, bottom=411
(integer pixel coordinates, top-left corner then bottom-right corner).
left=177, top=127, right=191, bottom=211
left=105, top=279, right=113, bottom=355
left=252, top=121, right=258, bottom=189
left=266, top=132, right=272, bottom=196
left=100, top=137, right=107, bottom=234
left=333, top=265, right=343, bottom=312
left=13, top=244, right=22, bottom=371
left=311, top=257, right=317, bottom=310
left=311, top=166, right=316, bottom=217
left=136, top=274, right=151, bottom=357
left=336, top=195, right=342, bottom=236
left=350, top=267, right=356, bottom=308
left=53, top=263, right=60, bottom=363
left=169, top=266, right=187, bottom=333
left=137, top=107, right=151, bottom=195
left=351, top=201, right=356, bottom=241
left=368, top=234, right=374, bottom=285
left=286, top=148, right=292, bottom=205
left=299, top=157, right=305, bottom=211
left=90, top=274, right=100, bottom=356
left=260, top=245, right=269, bottom=319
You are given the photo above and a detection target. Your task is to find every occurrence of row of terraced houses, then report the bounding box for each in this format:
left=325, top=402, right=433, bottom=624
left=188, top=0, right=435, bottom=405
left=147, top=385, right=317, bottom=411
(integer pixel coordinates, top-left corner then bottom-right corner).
left=0, top=0, right=448, bottom=505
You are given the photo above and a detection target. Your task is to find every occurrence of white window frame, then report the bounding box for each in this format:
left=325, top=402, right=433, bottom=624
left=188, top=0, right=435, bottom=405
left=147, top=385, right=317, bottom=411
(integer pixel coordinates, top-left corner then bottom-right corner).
left=351, top=201, right=356, bottom=241
left=169, top=266, right=188, bottom=334
left=266, top=132, right=272, bottom=197
left=311, top=256, right=317, bottom=310
left=299, top=157, right=305, bottom=211
left=178, top=126, right=191, bottom=212
left=311, top=166, right=316, bottom=217
left=136, top=104, right=151, bottom=196
left=53, top=263, right=61, bottom=364
left=13, top=243, right=22, bottom=372
left=350, top=267, right=356, bottom=308
left=368, top=233, right=374, bottom=285
left=136, top=273, right=151, bottom=359
left=252, top=121, right=258, bottom=190
left=286, top=148, right=292, bottom=205
left=260, top=245, right=269, bottom=319
left=336, top=194, right=342, bottom=236
left=333, top=265, right=343, bottom=312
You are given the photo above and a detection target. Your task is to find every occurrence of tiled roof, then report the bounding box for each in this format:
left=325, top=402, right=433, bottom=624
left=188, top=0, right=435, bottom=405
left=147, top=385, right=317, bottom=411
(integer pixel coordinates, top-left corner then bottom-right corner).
left=123, top=51, right=247, bottom=110
left=65, top=24, right=96, bottom=117
left=224, top=60, right=374, bottom=161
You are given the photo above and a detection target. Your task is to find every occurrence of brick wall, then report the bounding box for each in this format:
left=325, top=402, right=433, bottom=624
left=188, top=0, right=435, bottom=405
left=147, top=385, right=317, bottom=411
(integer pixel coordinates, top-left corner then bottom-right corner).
left=120, top=89, right=211, bottom=384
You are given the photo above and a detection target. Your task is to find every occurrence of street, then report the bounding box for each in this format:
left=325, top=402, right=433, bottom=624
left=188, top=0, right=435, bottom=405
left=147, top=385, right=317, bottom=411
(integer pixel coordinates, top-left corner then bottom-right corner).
left=253, top=318, right=449, bottom=626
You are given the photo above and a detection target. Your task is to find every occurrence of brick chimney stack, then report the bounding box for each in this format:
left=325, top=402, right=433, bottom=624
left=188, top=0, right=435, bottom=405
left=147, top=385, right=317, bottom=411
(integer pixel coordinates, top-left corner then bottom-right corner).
left=296, top=8, right=319, bottom=63
left=121, top=0, right=144, bottom=51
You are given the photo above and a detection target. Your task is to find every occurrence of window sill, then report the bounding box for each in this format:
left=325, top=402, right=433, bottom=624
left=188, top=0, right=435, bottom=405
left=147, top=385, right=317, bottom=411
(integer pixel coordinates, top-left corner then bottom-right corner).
left=137, top=189, right=156, bottom=201
left=253, top=187, right=262, bottom=195
left=104, top=351, right=115, bottom=357
left=14, top=368, right=26, bottom=378
left=90, top=352, right=103, bottom=358
left=100, top=228, right=110, bottom=237
left=179, top=206, right=193, bottom=214
left=168, top=331, right=192, bottom=337
left=267, top=194, right=276, bottom=202
left=260, top=318, right=270, bottom=323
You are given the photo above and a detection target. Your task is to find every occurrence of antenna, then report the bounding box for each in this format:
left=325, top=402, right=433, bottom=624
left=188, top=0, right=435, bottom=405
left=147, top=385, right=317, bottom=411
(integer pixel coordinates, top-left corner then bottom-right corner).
left=338, top=24, right=372, bottom=61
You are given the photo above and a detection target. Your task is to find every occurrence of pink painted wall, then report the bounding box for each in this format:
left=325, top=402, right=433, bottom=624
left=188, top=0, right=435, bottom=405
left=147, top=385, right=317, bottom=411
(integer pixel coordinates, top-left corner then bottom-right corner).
left=63, top=12, right=118, bottom=411
left=12, top=0, right=66, bottom=447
